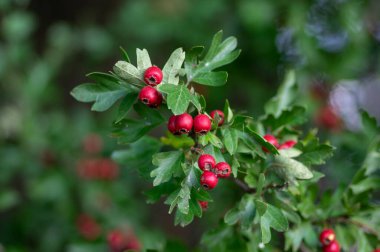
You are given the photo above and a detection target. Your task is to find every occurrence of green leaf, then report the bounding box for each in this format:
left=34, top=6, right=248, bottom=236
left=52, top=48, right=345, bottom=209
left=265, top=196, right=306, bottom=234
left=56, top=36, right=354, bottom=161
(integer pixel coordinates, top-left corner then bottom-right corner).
left=264, top=70, right=297, bottom=117
left=223, top=99, right=234, bottom=124
left=113, top=61, right=144, bottom=85
left=190, top=93, right=202, bottom=112
left=136, top=48, right=152, bottom=70
left=221, top=128, right=238, bottom=155
left=255, top=200, right=289, bottom=244
left=112, top=136, right=162, bottom=178
left=160, top=132, right=195, bottom=149
left=158, top=84, right=191, bottom=115
left=151, top=151, right=184, bottom=186
left=262, top=106, right=306, bottom=131
left=199, top=132, right=223, bottom=149
left=246, top=125, right=279, bottom=155
left=0, top=190, right=20, bottom=210
left=162, top=48, right=186, bottom=85
left=71, top=83, right=128, bottom=112
left=192, top=71, right=228, bottom=86
left=362, top=139, right=380, bottom=175
left=256, top=173, right=265, bottom=196
left=174, top=209, right=194, bottom=227
left=119, top=46, right=130, bottom=62
left=224, top=195, right=255, bottom=230
left=112, top=104, right=164, bottom=143
left=115, top=91, right=138, bottom=122
left=351, top=177, right=380, bottom=194
left=272, top=156, right=313, bottom=182
left=360, top=109, right=380, bottom=138
left=297, top=138, right=334, bottom=166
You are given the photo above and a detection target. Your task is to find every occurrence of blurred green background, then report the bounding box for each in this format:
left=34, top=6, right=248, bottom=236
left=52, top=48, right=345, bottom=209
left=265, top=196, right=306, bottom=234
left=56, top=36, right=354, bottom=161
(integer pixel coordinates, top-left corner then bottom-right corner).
left=1, top=0, right=380, bottom=251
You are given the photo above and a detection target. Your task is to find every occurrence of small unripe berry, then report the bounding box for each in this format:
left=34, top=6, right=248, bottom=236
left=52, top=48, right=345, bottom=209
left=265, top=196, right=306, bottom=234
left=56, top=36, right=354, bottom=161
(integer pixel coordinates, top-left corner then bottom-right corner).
left=175, top=113, right=193, bottom=134
left=215, top=162, right=231, bottom=178
left=319, top=229, right=336, bottom=246
left=198, top=154, right=216, bottom=171
left=144, top=66, right=163, bottom=86
left=168, top=115, right=178, bottom=134
left=262, top=134, right=279, bottom=153
left=194, top=114, right=211, bottom=134
left=139, top=86, right=162, bottom=108
left=199, top=201, right=208, bottom=210
left=323, top=240, right=340, bottom=252
left=278, top=140, right=297, bottom=150
left=210, top=110, right=225, bottom=126
left=200, top=171, right=218, bottom=190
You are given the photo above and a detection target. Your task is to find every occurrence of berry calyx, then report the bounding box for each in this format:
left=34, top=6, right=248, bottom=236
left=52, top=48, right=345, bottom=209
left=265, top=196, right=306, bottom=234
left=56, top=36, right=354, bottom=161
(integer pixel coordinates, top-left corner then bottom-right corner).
left=168, top=115, right=178, bottom=134
left=144, top=66, right=163, bottom=86
left=262, top=134, right=279, bottom=152
left=278, top=140, right=297, bottom=150
left=200, top=171, right=218, bottom=190
left=215, top=162, right=231, bottom=178
left=319, top=229, right=336, bottom=246
left=210, top=110, right=225, bottom=126
left=194, top=114, right=212, bottom=135
left=175, top=113, right=193, bottom=134
left=199, top=201, right=208, bottom=210
left=323, top=240, right=340, bottom=252
left=198, top=154, right=216, bottom=171
left=139, top=86, right=162, bottom=108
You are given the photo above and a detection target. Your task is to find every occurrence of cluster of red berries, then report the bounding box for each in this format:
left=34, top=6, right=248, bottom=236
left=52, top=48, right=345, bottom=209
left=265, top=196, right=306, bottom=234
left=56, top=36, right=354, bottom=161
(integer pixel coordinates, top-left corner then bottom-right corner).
left=319, top=229, right=340, bottom=252
left=76, top=214, right=101, bottom=240
left=167, top=110, right=224, bottom=135
left=262, top=134, right=297, bottom=152
left=139, top=66, right=164, bottom=108
left=77, top=158, right=119, bottom=180
left=198, top=154, right=231, bottom=190
left=107, top=229, right=141, bottom=252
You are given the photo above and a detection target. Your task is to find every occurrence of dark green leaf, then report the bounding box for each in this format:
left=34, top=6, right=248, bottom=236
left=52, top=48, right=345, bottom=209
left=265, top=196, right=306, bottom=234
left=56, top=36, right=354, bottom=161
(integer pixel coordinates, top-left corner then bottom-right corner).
left=298, top=138, right=334, bottom=166
left=160, top=132, right=195, bottom=149
left=221, top=128, right=238, bottom=155
left=115, top=92, right=138, bottom=122
left=351, top=177, right=380, bottom=194
left=192, top=71, right=228, bottom=86
left=119, top=46, right=130, bottom=62
left=246, top=125, right=279, bottom=155
left=224, top=195, right=255, bottom=230
left=262, top=106, right=306, bottom=131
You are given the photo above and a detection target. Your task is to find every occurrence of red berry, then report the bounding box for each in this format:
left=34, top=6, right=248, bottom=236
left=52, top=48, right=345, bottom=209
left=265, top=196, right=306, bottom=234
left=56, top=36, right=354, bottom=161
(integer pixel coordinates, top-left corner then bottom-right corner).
left=316, top=106, right=341, bottom=131
left=76, top=214, right=101, bottom=240
left=139, top=86, right=162, bottom=108
left=262, top=134, right=279, bottom=153
left=323, top=240, right=340, bottom=252
left=199, top=201, right=208, bottom=210
left=198, top=154, right=216, bottom=171
left=194, top=114, right=211, bottom=134
left=374, top=249, right=380, bottom=252
left=175, top=113, right=193, bottom=134
left=144, top=66, right=163, bottom=86
left=200, top=171, right=218, bottom=190
left=319, top=229, right=336, bottom=246
left=215, top=162, right=231, bottom=178
left=82, top=134, right=103, bottom=154
left=278, top=140, right=297, bottom=150
left=107, top=230, right=127, bottom=252
left=210, top=110, right=225, bottom=126
left=168, top=115, right=178, bottom=134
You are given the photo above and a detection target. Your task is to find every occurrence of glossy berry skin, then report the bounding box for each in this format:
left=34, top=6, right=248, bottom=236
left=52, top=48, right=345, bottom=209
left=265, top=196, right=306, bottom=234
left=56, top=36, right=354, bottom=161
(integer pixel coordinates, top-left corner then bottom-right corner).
left=139, top=86, right=162, bottom=108
left=199, top=201, right=208, bottom=210
left=168, top=115, right=178, bottom=134
left=323, top=240, right=340, bottom=252
left=194, top=114, right=212, bottom=134
left=262, top=134, right=279, bottom=152
left=215, top=162, right=231, bottom=178
left=210, top=110, right=225, bottom=126
left=200, top=171, right=218, bottom=190
left=144, top=66, right=163, bottom=86
left=319, top=229, right=336, bottom=246
left=198, top=154, right=216, bottom=171
left=278, top=140, right=297, bottom=150
left=175, top=113, right=193, bottom=134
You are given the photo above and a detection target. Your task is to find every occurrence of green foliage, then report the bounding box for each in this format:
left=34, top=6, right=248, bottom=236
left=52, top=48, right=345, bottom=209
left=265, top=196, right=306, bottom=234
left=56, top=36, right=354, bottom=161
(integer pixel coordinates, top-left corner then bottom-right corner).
left=69, top=31, right=379, bottom=251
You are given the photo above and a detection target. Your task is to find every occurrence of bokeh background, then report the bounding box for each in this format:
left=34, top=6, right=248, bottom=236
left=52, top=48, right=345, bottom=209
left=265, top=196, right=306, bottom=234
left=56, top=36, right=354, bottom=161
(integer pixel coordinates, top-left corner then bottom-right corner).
left=1, top=0, right=380, bottom=251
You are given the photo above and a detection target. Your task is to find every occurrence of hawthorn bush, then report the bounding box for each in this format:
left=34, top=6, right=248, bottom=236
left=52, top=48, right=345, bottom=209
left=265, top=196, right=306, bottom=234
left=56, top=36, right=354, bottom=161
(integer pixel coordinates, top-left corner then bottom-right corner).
left=71, top=31, right=380, bottom=251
